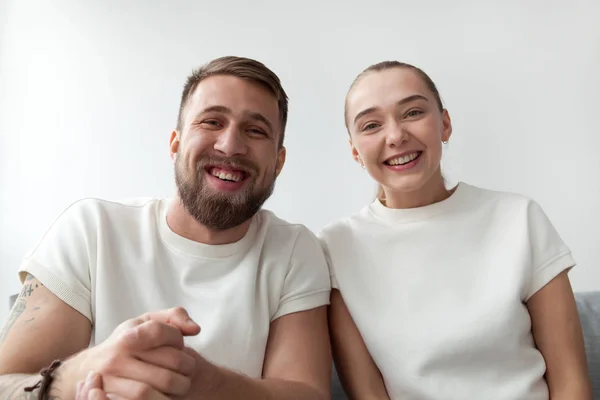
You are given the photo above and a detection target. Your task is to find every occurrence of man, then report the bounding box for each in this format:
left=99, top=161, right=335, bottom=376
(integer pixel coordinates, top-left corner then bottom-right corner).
left=0, top=56, right=332, bottom=399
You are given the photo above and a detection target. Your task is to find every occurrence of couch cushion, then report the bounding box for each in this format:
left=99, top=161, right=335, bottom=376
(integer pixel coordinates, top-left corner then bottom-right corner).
left=331, top=365, right=347, bottom=400
left=575, top=291, right=600, bottom=399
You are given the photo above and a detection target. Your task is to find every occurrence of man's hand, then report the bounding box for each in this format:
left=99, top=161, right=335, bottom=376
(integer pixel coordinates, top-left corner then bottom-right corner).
left=58, top=307, right=201, bottom=399
left=77, top=372, right=106, bottom=400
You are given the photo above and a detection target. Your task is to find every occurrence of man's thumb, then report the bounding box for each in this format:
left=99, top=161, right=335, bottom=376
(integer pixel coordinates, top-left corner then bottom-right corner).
left=163, top=307, right=201, bottom=336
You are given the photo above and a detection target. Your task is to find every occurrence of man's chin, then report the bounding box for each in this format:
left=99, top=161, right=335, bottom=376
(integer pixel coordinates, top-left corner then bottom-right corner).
left=202, top=188, right=249, bottom=207
left=205, top=172, right=249, bottom=193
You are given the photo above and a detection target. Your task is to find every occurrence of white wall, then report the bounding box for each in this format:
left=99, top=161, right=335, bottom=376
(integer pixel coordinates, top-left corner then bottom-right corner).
left=1, top=0, right=599, bottom=324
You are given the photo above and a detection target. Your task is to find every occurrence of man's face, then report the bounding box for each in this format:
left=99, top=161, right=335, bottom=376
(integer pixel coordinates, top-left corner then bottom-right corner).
left=171, top=75, right=286, bottom=231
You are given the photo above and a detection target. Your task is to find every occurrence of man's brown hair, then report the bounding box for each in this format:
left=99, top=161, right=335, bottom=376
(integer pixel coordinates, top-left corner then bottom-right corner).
left=176, top=56, right=289, bottom=148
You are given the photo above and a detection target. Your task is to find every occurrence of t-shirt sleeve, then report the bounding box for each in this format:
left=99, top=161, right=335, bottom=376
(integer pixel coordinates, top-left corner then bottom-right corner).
left=271, top=228, right=331, bottom=321
left=524, top=200, right=576, bottom=301
left=17, top=200, right=94, bottom=321
left=318, top=235, right=338, bottom=289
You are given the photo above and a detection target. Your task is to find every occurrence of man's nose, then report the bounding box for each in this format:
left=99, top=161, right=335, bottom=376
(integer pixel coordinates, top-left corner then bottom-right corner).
left=213, top=126, right=248, bottom=156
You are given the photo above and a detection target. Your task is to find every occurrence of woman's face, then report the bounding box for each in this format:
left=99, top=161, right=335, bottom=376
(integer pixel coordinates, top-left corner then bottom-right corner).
left=346, top=67, right=452, bottom=197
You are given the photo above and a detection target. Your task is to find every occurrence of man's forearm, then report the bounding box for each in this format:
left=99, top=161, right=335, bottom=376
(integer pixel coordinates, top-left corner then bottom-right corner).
left=0, top=373, right=62, bottom=400
left=199, top=366, right=327, bottom=400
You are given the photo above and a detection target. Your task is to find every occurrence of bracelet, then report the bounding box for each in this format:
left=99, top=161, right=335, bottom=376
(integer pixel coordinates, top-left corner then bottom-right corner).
left=23, top=359, right=63, bottom=400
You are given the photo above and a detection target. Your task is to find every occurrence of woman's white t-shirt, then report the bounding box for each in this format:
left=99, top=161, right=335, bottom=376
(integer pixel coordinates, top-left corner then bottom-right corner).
left=318, top=182, right=575, bottom=400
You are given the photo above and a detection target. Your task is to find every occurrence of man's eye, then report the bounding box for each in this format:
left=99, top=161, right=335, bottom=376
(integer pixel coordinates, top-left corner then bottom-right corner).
left=363, top=123, right=380, bottom=131
left=248, top=128, right=267, bottom=136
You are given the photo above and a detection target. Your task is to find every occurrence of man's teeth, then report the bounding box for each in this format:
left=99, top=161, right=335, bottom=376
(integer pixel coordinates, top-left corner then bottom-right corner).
left=388, top=152, right=420, bottom=166
left=211, top=169, right=243, bottom=182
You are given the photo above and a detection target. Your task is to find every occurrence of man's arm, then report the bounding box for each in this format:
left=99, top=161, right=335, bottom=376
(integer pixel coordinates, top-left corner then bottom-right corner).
left=0, top=274, right=92, bottom=399
left=190, top=306, right=331, bottom=400
left=527, top=270, right=592, bottom=400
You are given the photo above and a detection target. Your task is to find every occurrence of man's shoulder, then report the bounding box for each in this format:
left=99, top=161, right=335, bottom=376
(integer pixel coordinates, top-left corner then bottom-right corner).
left=51, top=197, right=164, bottom=231
left=257, top=209, right=313, bottom=235
left=62, top=196, right=162, bottom=215
left=255, top=209, right=322, bottom=253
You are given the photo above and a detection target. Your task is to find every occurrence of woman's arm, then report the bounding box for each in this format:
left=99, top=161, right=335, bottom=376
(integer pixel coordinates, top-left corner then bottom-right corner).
left=329, top=289, right=390, bottom=400
left=526, top=270, right=592, bottom=399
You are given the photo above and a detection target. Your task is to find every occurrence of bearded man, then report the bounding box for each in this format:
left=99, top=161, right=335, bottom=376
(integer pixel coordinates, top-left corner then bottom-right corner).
left=0, top=56, right=332, bottom=400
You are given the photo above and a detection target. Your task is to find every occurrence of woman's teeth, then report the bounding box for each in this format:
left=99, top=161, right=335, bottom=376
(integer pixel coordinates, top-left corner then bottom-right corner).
left=387, top=152, right=420, bottom=166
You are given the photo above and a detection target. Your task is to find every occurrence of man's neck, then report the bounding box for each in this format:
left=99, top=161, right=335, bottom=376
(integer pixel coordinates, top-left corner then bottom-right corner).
left=166, top=196, right=251, bottom=245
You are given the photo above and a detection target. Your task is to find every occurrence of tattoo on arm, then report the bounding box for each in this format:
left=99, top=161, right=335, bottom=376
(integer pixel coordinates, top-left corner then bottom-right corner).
left=0, top=274, right=43, bottom=343
left=0, top=275, right=61, bottom=399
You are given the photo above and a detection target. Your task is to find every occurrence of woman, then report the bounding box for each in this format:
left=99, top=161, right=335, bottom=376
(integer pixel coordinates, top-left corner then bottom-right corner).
left=319, top=61, right=592, bottom=399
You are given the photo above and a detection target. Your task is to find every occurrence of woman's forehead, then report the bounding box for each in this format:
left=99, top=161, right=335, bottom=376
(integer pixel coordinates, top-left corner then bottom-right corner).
left=347, top=68, right=429, bottom=114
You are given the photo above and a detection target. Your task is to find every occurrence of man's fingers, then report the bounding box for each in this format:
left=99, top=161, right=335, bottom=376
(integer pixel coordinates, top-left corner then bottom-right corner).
left=136, top=346, right=196, bottom=376
left=88, top=388, right=112, bottom=400
left=119, top=320, right=185, bottom=351
left=102, top=355, right=191, bottom=396
left=136, top=307, right=201, bottom=336
left=102, top=376, right=171, bottom=400
left=77, top=371, right=103, bottom=400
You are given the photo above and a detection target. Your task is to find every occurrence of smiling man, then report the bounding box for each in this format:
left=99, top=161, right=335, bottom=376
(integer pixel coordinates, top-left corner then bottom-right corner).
left=0, top=56, right=332, bottom=400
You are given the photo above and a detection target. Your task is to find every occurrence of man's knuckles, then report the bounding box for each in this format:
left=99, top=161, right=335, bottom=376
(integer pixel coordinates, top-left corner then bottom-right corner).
left=155, top=368, right=191, bottom=395
left=138, top=346, right=196, bottom=376
left=116, top=320, right=183, bottom=350
left=96, top=351, right=126, bottom=375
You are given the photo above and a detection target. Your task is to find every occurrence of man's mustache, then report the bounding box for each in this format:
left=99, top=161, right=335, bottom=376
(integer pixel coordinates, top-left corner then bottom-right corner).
left=195, top=155, right=259, bottom=176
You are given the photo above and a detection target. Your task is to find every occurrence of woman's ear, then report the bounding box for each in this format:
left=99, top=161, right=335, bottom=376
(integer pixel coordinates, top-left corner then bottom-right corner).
left=350, top=139, right=363, bottom=166
left=441, top=109, right=453, bottom=143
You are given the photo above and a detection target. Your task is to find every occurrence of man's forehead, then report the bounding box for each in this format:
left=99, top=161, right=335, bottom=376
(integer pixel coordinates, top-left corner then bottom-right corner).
left=181, top=76, right=281, bottom=136
left=190, top=76, right=275, bottom=107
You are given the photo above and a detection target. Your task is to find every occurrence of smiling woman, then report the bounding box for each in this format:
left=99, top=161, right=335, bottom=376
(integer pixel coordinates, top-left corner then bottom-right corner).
left=344, top=61, right=451, bottom=210
left=319, top=60, right=593, bottom=400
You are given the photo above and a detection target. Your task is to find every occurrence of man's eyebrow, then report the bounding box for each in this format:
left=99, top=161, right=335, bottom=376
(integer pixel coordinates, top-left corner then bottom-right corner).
left=194, top=105, right=231, bottom=119
left=353, top=94, right=429, bottom=126
left=244, top=111, right=273, bottom=132
left=194, top=106, right=274, bottom=132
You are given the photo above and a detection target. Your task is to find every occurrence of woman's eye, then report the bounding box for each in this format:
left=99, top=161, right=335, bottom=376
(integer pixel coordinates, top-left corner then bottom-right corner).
left=406, top=110, right=423, bottom=118
left=363, top=123, right=380, bottom=131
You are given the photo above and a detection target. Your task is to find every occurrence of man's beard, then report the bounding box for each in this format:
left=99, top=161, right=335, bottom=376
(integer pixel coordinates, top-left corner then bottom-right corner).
left=174, top=152, right=276, bottom=231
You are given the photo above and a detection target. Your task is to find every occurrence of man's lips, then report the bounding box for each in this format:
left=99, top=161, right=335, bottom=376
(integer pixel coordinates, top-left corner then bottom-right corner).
left=205, top=166, right=249, bottom=183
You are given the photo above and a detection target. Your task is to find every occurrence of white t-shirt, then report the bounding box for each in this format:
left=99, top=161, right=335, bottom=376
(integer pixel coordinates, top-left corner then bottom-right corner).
left=318, top=182, right=575, bottom=400
left=18, top=197, right=331, bottom=378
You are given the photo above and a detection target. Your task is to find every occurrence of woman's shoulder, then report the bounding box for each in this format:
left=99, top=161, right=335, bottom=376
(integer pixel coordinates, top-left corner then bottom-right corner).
left=457, top=182, right=559, bottom=232
left=317, top=204, right=375, bottom=244
left=459, top=182, right=541, bottom=210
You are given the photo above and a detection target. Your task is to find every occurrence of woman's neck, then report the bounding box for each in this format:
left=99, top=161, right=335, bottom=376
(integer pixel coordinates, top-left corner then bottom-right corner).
left=382, top=173, right=452, bottom=209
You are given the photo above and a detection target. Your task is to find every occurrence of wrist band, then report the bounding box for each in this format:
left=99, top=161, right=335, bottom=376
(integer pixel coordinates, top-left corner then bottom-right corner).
left=24, top=359, right=63, bottom=400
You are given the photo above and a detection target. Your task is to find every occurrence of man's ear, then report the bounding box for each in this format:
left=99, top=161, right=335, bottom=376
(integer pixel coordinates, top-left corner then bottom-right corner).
left=275, top=146, right=286, bottom=177
left=169, top=130, right=180, bottom=161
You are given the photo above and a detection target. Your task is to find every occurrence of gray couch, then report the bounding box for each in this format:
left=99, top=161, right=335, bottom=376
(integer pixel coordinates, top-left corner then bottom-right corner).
left=331, top=291, right=600, bottom=399
left=8, top=292, right=600, bottom=399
